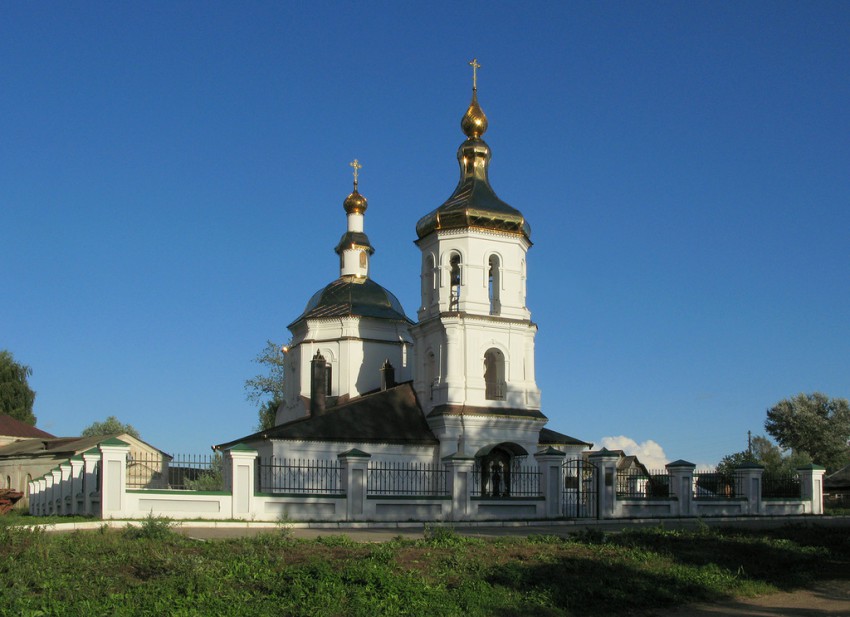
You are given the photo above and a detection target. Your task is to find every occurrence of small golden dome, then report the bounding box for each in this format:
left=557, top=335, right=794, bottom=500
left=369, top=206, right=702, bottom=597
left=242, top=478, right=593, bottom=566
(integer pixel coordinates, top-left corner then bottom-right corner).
left=343, top=188, right=368, bottom=214
left=461, top=90, right=488, bottom=139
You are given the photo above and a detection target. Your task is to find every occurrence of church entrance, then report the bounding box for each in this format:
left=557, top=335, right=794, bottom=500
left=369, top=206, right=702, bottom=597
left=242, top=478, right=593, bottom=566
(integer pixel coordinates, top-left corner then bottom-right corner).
left=472, top=443, right=529, bottom=497
left=562, top=458, right=598, bottom=518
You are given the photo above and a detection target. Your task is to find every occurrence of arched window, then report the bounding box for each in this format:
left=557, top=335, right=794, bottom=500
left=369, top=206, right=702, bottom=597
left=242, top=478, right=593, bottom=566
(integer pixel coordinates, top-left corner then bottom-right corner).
left=488, top=254, right=501, bottom=315
left=359, top=252, right=367, bottom=269
left=5, top=475, right=11, bottom=489
left=484, top=348, right=506, bottom=400
left=449, top=254, right=461, bottom=310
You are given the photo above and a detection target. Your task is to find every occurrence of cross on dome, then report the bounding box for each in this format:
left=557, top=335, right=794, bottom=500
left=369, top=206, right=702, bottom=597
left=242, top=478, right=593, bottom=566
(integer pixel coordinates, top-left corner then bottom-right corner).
left=349, top=159, right=362, bottom=188
left=469, top=58, right=481, bottom=91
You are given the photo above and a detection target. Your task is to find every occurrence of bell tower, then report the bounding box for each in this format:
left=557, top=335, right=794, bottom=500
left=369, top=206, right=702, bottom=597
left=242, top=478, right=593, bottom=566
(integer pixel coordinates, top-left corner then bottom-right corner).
left=411, top=60, right=545, bottom=456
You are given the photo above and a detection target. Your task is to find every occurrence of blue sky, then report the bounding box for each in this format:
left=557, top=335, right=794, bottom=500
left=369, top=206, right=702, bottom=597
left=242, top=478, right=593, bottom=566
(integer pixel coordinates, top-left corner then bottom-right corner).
left=2, top=2, right=848, bottom=467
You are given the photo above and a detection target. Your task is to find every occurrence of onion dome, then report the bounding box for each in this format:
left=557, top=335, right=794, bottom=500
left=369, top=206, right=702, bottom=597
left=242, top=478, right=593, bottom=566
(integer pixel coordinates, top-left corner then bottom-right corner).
left=290, top=277, right=411, bottom=326
left=461, top=90, right=488, bottom=139
left=415, top=76, right=531, bottom=242
left=343, top=188, right=368, bottom=215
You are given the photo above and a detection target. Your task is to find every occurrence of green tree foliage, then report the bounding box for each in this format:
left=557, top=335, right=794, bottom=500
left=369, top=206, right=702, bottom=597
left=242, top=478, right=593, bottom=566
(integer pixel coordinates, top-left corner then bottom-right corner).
left=716, top=449, right=757, bottom=477
left=717, top=435, right=813, bottom=476
left=81, top=415, right=141, bottom=439
left=245, top=340, right=286, bottom=432
left=765, top=393, right=850, bottom=472
left=0, top=350, right=37, bottom=425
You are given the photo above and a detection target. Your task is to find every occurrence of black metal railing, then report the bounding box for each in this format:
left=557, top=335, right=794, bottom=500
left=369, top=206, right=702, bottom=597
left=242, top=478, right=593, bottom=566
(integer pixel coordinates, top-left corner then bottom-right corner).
left=126, top=453, right=223, bottom=491
left=256, top=457, right=341, bottom=494
left=471, top=462, right=541, bottom=497
left=693, top=470, right=745, bottom=499
left=762, top=472, right=801, bottom=499
left=616, top=468, right=670, bottom=498
left=366, top=461, right=448, bottom=496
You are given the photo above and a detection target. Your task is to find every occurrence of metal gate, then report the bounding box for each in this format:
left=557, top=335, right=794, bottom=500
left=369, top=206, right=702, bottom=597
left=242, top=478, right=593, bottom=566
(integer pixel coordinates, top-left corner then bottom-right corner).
left=562, top=458, right=598, bottom=518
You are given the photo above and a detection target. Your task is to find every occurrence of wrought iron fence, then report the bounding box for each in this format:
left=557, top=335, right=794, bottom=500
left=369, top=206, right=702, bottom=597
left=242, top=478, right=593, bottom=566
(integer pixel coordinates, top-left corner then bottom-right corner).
left=471, top=461, right=541, bottom=497
left=762, top=471, right=801, bottom=499
left=693, top=469, right=745, bottom=499
left=366, top=461, right=448, bottom=496
left=126, top=453, right=223, bottom=491
left=616, top=468, right=670, bottom=499
left=256, top=457, right=341, bottom=494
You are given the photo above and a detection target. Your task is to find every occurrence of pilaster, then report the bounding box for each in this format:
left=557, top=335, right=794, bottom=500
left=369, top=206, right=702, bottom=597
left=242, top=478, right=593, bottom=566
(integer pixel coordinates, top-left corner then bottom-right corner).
left=535, top=447, right=567, bottom=518
left=338, top=448, right=371, bottom=521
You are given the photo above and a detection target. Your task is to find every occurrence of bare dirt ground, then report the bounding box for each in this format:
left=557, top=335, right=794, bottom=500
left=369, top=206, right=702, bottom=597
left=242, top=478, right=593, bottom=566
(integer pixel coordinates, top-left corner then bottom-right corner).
left=648, top=579, right=850, bottom=617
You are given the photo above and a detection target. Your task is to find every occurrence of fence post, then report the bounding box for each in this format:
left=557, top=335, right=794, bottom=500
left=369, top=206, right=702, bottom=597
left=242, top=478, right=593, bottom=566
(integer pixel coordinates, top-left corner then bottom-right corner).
left=82, top=448, right=102, bottom=516
left=226, top=444, right=258, bottom=519
left=443, top=452, right=475, bottom=521
left=737, top=463, right=764, bottom=515
left=798, top=464, right=826, bottom=515
left=535, top=447, right=567, bottom=519
left=59, top=461, right=73, bottom=515
left=338, top=448, right=371, bottom=521
left=28, top=479, right=37, bottom=515
left=589, top=449, right=620, bottom=519
left=49, top=467, right=62, bottom=515
left=36, top=476, right=48, bottom=516
left=99, top=438, right=130, bottom=519
left=69, top=455, right=85, bottom=515
left=666, top=460, right=696, bottom=516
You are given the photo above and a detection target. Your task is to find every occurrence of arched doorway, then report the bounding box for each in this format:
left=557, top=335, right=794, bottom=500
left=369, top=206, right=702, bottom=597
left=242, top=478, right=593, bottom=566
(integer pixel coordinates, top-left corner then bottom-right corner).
left=474, top=443, right=528, bottom=497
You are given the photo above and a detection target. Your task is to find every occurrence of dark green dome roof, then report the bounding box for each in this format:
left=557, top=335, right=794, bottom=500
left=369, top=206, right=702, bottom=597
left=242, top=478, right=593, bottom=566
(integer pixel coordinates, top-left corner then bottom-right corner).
left=290, top=277, right=411, bottom=326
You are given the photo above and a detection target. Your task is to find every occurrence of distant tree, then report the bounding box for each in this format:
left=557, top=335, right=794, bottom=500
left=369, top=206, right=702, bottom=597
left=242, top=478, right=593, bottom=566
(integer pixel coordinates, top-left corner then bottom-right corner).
left=749, top=435, right=812, bottom=476
left=765, top=393, right=850, bottom=473
left=244, top=340, right=286, bottom=431
left=81, top=415, right=141, bottom=440
left=716, top=449, right=758, bottom=477
left=0, top=350, right=37, bottom=425
left=719, top=435, right=813, bottom=476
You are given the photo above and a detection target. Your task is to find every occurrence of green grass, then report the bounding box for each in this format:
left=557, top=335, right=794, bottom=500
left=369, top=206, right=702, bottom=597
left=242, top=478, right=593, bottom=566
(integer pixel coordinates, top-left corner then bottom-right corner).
left=0, top=522, right=848, bottom=616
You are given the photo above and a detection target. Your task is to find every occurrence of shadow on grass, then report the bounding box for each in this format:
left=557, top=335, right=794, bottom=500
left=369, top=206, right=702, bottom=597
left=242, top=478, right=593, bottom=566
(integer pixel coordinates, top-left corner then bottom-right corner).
left=481, top=526, right=850, bottom=617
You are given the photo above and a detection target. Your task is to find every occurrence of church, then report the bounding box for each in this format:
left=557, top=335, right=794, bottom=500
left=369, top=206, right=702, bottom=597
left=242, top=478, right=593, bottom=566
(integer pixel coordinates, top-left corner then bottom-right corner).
left=216, top=61, right=591, bottom=493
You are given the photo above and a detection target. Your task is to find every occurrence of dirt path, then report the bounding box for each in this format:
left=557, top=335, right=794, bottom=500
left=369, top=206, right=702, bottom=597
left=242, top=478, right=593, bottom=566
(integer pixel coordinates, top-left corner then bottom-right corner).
left=649, top=579, right=850, bottom=617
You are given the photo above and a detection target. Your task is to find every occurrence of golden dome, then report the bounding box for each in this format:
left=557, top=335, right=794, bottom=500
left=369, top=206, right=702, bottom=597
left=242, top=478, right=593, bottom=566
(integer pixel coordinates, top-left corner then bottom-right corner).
left=343, top=188, right=368, bottom=214
left=461, top=90, right=488, bottom=139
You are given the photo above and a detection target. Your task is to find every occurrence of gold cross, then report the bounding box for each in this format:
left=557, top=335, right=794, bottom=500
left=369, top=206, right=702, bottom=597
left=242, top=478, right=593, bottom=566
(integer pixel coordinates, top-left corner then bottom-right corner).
left=349, top=159, right=362, bottom=186
left=469, top=58, right=481, bottom=90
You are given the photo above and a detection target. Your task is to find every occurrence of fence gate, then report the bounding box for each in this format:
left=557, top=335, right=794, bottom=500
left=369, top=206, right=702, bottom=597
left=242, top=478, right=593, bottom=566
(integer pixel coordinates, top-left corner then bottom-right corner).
left=562, top=458, right=598, bottom=519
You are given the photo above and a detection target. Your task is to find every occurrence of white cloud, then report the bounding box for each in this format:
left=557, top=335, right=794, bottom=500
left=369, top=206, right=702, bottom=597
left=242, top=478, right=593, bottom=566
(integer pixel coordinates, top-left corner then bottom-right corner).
left=599, top=435, right=669, bottom=469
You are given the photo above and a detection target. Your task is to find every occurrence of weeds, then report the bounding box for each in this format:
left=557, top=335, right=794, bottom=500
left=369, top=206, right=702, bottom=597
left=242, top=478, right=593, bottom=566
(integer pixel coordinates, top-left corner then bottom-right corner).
left=0, top=523, right=847, bottom=616
left=122, top=512, right=176, bottom=541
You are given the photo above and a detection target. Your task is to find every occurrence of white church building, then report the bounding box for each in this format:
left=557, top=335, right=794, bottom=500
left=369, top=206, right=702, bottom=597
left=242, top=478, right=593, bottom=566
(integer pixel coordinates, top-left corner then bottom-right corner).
left=216, top=63, right=591, bottom=488
left=29, top=64, right=826, bottom=522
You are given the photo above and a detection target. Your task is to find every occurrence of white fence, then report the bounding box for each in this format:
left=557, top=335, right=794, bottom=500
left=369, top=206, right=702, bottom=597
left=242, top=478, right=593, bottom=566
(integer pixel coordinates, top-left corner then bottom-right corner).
left=27, top=442, right=826, bottom=522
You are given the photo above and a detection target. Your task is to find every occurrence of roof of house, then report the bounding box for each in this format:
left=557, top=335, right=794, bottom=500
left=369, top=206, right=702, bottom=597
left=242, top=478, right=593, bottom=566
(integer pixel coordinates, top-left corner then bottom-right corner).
left=825, top=463, right=850, bottom=490
left=539, top=428, right=592, bottom=448
left=216, top=382, right=439, bottom=450
left=0, top=414, right=55, bottom=439
left=0, top=433, right=169, bottom=459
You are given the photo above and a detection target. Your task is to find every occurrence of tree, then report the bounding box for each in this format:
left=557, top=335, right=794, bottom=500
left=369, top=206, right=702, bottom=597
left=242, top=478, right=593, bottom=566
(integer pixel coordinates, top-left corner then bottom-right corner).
left=81, top=415, right=140, bottom=440
left=765, top=393, right=850, bottom=473
left=0, top=350, right=37, bottom=425
left=244, top=340, right=286, bottom=431
left=717, top=434, right=814, bottom=477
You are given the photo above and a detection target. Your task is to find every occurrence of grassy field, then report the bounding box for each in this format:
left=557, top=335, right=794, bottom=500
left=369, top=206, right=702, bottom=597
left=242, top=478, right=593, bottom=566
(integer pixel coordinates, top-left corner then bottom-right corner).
left=1, top=516, right=848, bottom=616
